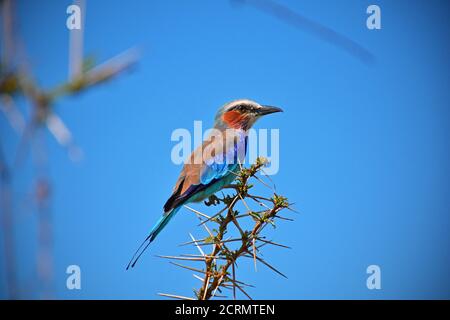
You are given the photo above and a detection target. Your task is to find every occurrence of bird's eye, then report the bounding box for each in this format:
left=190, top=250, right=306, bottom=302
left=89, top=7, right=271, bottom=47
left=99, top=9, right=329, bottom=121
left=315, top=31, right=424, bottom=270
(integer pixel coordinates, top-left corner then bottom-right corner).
left=230, top=104, right=255, bottom=112
left=232, top=104, right=245, bottom=112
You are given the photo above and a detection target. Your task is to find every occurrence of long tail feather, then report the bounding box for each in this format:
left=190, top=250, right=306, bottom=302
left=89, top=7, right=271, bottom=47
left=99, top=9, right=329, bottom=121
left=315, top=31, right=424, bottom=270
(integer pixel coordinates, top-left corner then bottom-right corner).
left=126, top=207, right=180, bottom=270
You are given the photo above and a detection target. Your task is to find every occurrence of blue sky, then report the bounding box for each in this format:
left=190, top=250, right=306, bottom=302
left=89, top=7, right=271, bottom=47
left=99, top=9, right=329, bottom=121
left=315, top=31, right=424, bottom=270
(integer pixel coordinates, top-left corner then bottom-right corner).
left=1, top=0, right=449, bottom=299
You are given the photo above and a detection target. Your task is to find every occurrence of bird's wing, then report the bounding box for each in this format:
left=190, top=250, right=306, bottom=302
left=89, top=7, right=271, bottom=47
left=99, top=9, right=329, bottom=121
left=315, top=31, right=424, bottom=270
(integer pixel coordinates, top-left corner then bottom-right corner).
left=163, top=131, right=246, bottom=212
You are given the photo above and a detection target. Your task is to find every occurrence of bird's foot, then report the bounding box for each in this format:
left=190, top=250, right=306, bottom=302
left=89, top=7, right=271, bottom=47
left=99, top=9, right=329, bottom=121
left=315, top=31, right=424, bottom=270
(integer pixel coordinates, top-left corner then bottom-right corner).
left=204, top=194, right=221, bottom=206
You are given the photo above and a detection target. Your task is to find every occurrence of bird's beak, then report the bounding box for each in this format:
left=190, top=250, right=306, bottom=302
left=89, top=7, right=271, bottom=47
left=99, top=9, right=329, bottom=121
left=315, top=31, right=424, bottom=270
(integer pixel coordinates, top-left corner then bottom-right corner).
left=258, top=105, right=283, bottom=116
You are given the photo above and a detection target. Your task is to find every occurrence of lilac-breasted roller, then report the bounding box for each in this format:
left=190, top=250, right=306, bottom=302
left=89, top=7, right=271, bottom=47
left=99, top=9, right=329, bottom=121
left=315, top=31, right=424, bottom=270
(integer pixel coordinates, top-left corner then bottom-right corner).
left=127, top=99, right=282, bottom=269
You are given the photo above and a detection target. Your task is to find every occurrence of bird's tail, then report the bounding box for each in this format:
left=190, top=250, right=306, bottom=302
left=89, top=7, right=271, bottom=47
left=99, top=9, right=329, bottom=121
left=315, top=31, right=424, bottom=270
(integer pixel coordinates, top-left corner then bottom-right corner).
left=126, top=207, right=180, bottom=270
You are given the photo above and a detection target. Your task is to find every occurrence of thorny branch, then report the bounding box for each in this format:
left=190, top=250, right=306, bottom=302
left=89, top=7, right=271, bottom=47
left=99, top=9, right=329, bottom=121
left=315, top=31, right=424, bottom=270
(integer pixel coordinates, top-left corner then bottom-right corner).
left=159, top=157, right=294, bottom=300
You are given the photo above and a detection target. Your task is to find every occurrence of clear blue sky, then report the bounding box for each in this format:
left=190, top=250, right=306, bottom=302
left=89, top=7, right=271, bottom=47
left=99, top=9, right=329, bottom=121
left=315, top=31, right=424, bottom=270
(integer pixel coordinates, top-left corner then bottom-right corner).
left=1, top=0, right=449, bottom=299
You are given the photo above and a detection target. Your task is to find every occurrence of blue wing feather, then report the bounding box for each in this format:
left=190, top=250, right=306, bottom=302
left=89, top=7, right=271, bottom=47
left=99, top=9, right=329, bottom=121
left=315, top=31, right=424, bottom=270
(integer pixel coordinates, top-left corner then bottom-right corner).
left=165, top=132, right=247, bottom=210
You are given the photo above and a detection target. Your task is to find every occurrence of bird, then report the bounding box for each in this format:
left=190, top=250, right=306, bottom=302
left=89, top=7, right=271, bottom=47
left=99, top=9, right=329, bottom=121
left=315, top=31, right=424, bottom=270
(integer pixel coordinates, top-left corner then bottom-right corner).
left=126, top=99, right=282, bottom=269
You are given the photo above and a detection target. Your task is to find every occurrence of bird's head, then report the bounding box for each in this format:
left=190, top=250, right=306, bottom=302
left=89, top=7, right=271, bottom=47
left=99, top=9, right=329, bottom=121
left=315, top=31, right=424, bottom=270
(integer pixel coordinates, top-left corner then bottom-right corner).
left=214, top=99, right=283, bottom=130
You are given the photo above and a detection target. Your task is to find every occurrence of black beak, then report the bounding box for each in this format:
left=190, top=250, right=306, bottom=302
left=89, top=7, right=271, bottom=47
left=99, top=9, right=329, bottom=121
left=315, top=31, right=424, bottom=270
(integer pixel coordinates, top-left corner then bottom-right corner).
left=258, top=105, right=283, bottom=116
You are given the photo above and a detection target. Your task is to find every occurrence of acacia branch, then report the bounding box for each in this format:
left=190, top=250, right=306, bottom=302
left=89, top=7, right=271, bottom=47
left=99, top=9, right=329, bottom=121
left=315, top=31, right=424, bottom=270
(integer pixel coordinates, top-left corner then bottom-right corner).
left=160, top=157, right=292, bottom=300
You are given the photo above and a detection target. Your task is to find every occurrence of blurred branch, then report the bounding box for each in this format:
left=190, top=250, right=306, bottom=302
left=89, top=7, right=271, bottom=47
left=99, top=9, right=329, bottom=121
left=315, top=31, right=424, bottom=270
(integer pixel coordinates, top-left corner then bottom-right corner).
left=0, top=0, right=139, bottom=299
left=35, top=177, right=53, bottom=299
left=51, top=47, right=139, bottom=100
left=232, top=0, right=375, bottom=64
left=68, top=0, right=85, bottom=80
left=0, top=142, right=18, bottom=299
left=1, top=0, right=14, bottom=67
left=159, top=157, right=293, bottom=300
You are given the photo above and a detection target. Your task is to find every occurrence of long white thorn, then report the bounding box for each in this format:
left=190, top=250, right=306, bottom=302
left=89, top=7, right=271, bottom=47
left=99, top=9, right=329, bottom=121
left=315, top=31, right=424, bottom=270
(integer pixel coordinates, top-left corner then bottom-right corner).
left=189, top=233, right=206, bottom=257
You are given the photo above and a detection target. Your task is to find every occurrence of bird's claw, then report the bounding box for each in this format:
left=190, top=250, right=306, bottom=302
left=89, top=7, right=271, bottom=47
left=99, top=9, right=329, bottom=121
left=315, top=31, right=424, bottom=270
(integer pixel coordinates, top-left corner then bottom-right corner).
left=204, top=194, right=221, bottom=206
